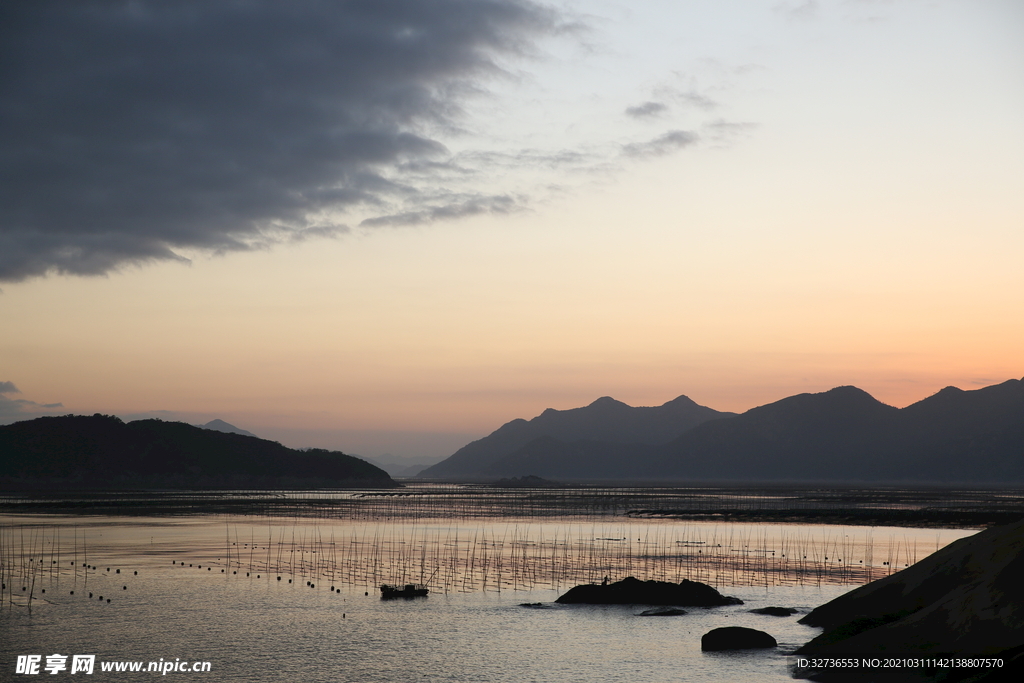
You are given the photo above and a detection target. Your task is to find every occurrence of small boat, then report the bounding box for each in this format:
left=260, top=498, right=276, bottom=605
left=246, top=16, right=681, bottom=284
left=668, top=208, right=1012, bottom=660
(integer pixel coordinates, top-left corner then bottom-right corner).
left=380, top=583, right=429, bottom=599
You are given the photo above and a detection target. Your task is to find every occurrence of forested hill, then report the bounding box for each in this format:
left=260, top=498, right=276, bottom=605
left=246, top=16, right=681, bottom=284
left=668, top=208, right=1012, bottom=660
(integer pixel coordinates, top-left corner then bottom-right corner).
left=0, top=414, right=398, bottom=490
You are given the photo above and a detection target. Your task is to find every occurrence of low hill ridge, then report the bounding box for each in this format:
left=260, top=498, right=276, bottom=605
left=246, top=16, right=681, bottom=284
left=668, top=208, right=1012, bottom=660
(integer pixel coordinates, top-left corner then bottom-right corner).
left=0, top=414, right=398, bottom=490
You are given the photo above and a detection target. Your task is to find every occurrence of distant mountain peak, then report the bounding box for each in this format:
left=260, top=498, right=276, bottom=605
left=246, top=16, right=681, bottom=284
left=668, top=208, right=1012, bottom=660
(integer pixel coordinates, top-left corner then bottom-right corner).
left=200, top=419, right=256, bottom=438
left=663, top=394, right=698, bottom=406
left=588, top=396, right=628, bottom=408
left=824, top=385, right=873, bottom=396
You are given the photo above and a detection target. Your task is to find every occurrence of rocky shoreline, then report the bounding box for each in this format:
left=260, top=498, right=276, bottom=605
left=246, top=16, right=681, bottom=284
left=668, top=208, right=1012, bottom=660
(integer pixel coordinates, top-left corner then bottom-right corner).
left=795, top=518, right=1024, bottom=681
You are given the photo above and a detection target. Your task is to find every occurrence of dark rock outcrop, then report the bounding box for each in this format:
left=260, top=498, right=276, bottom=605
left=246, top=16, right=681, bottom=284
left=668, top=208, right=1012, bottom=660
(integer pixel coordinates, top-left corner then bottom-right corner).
left=750, top=606, right=798, bottom=617
left=701, top=627, right=777, bottom=651
left=797, top=519, right=1024, bottom=665
left=555, top=576, right=742, bottom=606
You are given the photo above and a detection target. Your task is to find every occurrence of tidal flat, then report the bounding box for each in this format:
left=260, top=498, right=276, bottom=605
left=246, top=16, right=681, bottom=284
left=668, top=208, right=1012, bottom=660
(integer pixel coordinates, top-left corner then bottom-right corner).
left=0, top=486, right=995, bottom=682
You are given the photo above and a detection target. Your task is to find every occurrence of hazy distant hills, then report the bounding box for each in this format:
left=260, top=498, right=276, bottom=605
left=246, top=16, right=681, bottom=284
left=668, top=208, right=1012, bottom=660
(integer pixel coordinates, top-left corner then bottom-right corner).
left=0, top=414, right=398, bottom=490
left=426, top=379, right=1024, bottom=483
left=418, top=394, right=734, bottom=478
left=357, top=454, right=434, bottom=478
left=199, top=418, right=257, bottom=438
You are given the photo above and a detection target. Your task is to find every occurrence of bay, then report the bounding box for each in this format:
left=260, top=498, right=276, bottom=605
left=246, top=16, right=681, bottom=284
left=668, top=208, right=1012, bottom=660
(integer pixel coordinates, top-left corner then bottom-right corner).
left=0, top=489, right=979, bottom=682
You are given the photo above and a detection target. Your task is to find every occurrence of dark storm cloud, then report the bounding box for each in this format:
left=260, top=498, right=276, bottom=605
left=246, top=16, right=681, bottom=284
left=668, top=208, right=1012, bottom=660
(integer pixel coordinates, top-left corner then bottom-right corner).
left=0, top=382, right=21, bottom=395
left=0, top=0, right=559, bottom=282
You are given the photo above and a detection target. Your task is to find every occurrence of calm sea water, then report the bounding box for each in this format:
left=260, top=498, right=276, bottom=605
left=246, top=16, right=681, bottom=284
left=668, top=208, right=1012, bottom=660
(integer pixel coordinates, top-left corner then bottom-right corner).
left=0, top=500, right=977, bottom=682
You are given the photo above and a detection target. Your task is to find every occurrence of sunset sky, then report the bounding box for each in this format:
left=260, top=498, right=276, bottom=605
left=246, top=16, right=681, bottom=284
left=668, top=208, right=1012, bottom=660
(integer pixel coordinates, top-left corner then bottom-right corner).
left=2, top=0, right=1022, bottom=462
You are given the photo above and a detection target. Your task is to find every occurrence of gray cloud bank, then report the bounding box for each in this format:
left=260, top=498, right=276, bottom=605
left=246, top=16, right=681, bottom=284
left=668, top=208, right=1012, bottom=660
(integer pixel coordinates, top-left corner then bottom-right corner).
left=0, top=0, right=558, bottom=282
left=0, top=381, right=63, bottom=421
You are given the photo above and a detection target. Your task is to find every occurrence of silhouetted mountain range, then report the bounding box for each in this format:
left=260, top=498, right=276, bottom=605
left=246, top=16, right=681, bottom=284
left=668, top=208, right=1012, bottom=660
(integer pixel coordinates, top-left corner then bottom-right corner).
left=419, top=394, right=733, bottom=478
left=0, top=414, right=397, bottom=489
left=422, top=379, right=1024, bottom=483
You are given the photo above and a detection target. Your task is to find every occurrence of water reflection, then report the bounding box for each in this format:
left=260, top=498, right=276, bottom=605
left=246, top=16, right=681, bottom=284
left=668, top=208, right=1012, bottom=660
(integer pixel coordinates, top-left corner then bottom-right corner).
left=0, top=487, right=992, bottom=683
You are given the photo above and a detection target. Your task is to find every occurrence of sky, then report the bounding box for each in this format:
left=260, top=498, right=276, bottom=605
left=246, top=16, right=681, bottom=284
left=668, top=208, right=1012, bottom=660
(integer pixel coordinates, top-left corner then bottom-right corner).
left=2, top=0, right=1022, bottom=463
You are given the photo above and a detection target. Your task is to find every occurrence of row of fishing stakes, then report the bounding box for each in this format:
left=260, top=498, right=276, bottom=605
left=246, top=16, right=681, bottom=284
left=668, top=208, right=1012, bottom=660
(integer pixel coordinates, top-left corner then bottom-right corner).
left=0, top=525, right=144, bottom=610
left=160, top=520, right=926, bottom=596
left=1, top=517, right=935, bottom=608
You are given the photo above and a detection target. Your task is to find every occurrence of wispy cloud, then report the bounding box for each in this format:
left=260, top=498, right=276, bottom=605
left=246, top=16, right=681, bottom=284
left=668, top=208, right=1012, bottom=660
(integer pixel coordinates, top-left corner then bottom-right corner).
left=622, top=131, right=699, bottom=158
left=775, top=1, right=820, bottom=20
left=625, top=101, right=669, bottom=119
left=0, top=382, right=63, bottom=422
left=360, top=195, right=522, bottom=228
left=702, top=119, right=759, bottom=145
